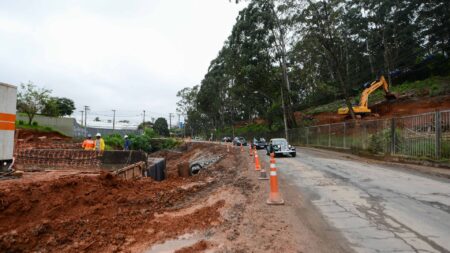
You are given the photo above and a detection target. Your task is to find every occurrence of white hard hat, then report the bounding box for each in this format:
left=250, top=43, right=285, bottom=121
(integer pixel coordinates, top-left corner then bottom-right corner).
left=124, top=135, right=128, bottom=138
left=96, top=133, right=101, bottom=137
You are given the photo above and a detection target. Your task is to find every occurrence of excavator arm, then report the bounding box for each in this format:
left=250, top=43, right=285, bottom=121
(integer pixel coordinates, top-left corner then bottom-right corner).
left=359, top=76, right=393, bottom=108
left=338, top=75, right=396, bottom=115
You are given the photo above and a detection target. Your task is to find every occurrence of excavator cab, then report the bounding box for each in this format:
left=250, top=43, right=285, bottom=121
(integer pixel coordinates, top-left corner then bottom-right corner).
left=338, top=75, right=397, bottom=115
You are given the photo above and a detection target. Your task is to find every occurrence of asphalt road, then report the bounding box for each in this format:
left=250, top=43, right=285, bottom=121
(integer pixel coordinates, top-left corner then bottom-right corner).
left=263, top=148, right=450, bottom=253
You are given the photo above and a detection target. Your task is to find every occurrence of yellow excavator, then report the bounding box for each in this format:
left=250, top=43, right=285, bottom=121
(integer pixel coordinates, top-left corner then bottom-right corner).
left=338, top=75, right=397, bottom=115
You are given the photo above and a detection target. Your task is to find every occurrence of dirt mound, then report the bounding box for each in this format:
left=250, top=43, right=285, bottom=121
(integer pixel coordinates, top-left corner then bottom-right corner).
left=311, top=94, right=450, bottom=125
left=0, top=142, right=238, bottom=253
left=16, top=129, right=71, bottom=142
left=174, top=240, right=212, bottom=253
left=0, top=172, right=223, bottom=252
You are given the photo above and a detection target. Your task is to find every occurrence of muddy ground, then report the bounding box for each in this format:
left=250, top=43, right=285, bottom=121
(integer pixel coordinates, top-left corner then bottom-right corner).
left=0, top=142, right=348, bottom=252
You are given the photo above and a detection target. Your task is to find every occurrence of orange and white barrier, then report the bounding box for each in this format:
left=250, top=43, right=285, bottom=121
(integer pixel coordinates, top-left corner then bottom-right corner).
left=254, top=146, right=261, bottom=171
left=267, top=153, right=284, bottom=205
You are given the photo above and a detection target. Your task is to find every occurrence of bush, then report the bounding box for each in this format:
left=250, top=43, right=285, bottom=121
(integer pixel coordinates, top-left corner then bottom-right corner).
left=32, top=121, right=38, bottom=126
left=129, top=134, right=152, bottom=152
left=104, top=134, right=124, bottom=150
left=18, top=120, right=24, bottom=125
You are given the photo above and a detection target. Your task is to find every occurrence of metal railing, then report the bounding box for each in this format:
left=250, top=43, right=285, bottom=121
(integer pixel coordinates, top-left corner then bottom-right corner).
left=288, top=110, right=450, bottom=161
left=221, top=110, right=450, bottom=162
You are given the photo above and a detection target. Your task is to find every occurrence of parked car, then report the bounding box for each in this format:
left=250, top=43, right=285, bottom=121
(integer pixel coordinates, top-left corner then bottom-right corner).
left=233, top=137, right=248, bottom=146
left=252, top=137, right=267, bottom=149
left=266, top=138, right=296, bottom=157
left=222, top=136, right=232, bottom=142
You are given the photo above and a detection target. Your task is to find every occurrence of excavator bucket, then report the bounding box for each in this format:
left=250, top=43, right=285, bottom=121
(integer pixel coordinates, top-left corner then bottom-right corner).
left=385, top=92, right=397, bottom=100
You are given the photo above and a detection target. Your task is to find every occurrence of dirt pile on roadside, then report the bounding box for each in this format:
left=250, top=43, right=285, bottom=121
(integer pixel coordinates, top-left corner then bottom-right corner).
left=0, top=142, right=242, bottom=253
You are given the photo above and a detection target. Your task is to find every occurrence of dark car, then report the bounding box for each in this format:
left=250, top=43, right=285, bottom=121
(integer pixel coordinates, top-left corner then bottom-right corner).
left=266, top=138, right=296, bottom=157
left=222, top=136, right=232, bottom=142
left=233, top=137, right=248, bottom=146
left=252, top=137, right=267, bottom=149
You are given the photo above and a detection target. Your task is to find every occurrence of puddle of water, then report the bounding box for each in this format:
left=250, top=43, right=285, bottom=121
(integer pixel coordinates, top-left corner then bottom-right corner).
left=145, top=233, right=203, bottom=253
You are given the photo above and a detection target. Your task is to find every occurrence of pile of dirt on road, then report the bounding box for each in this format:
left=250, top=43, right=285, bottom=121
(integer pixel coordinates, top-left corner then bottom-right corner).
left=0, top=142, right=241, bottom=253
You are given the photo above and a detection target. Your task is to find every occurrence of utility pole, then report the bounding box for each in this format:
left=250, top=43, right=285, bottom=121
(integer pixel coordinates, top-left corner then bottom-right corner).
left=80, top=110, right=84, bottom=126
left=177, top=114, right=181, bottom=128
left=142, top=110, right=146, bottom=131
left=84, top=106, right=90, bottom=137
left=112, top=109, right=116, bottom=131
left=169, top=113, right=173, bottom=130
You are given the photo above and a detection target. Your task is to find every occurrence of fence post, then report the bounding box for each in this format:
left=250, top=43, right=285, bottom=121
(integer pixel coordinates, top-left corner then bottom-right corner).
left=435, top=111, right=441, bottom=160
left=306, top=127, right=309, bottom=146
left=328, top=124, right=331, bottom=147
left=390, top=118, right=396, bottom=155
left=343, top=123, right=346, bottom=149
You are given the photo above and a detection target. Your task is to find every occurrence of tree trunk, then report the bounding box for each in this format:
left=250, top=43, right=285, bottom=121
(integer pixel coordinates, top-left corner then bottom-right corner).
left=27, top=113, right=35, bottom=125
left=280, top=82, right=289, bottom=140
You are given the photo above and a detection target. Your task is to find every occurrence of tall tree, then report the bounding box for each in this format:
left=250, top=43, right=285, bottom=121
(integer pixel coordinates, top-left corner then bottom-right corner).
left=17, top=82, right=51, bottom=125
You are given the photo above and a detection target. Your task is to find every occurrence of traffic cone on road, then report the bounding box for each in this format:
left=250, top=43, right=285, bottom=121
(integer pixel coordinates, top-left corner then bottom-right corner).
left=258, top=149, right=269, bottom=180
left=227, top=142, right=230, bottom=152
left=254, top=146, right=261, bottom=171
left=267, top=153, right=284, bottom=205
left=249, top=142, right=253, bottom=156
left=240, top=142, right=243, bottom=152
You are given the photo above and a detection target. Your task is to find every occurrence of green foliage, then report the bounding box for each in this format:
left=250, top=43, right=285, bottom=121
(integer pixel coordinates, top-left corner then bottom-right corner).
left=129, top=134, right=152, bottom=152
left=103, top=134, right=124, bottom=150
left=15, top=121, right=65, bottom=135
left=149, top=138, right=181, bottom=151
left=177, top=0, right=450, bottom=134
left=153, top=118, right=169, bottom=137
left=41, top=98, right=60, bottom=117
left=17, top=82, right=51, bottom=125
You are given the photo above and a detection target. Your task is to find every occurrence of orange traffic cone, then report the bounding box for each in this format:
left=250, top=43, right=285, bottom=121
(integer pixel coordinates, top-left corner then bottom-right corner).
left=249, top=142, right=253, bottom=156
left=240, top=142, right=243, bottom=152
left=267, top=153, right=284, bottom=205
left=254, top=146, right=261, bottom=171
left=258, top=149, right=269, bottom=180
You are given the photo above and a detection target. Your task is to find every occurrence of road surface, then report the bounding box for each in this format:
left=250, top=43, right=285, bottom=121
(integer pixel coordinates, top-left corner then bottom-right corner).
left=265, top=148, right=450, bottom=253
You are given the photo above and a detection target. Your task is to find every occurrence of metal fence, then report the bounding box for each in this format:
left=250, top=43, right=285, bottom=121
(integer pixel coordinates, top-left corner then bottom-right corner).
left=288, top=110, right=450, bottom=161
left=221, top=110, right=450, bottom=163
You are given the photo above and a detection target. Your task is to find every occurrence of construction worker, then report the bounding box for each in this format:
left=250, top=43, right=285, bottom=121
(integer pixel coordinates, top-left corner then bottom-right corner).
left=82, top=134, right=95, bottom=150
left=124, top=135, right=131, bottom=151
left=94, top=133, right=105, bottom=151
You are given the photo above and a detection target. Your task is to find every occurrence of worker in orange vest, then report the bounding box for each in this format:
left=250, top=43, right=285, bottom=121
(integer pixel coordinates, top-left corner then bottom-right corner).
left=82, top=134, right=95, bottom=150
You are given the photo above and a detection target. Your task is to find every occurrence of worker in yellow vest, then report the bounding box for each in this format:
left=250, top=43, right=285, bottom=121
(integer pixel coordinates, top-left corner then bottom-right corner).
left=94, top=133, right=105, bottom=151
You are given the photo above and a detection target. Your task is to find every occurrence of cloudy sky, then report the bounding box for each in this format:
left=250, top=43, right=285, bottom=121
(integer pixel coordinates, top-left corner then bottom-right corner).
left=0, top=0, right=244, bottom=125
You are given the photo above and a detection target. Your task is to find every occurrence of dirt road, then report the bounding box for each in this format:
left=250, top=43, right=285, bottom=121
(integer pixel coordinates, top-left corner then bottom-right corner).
left=264, top=148, right=450, bottom=253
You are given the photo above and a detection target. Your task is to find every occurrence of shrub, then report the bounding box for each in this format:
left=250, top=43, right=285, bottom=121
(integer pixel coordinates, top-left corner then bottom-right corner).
left=104, top=134, right=124, bottom=150
left=32, top=121, right=38, bottom=126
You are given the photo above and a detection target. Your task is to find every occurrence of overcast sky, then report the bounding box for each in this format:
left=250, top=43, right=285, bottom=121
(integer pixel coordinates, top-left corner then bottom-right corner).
left=0, top=0, right=244, bottom=123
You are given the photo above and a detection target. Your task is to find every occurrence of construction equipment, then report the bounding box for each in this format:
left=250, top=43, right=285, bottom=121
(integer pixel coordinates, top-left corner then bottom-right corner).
left=0, top=82, right=17, bottom=172
left=338, top=75, right=397, bottom=115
